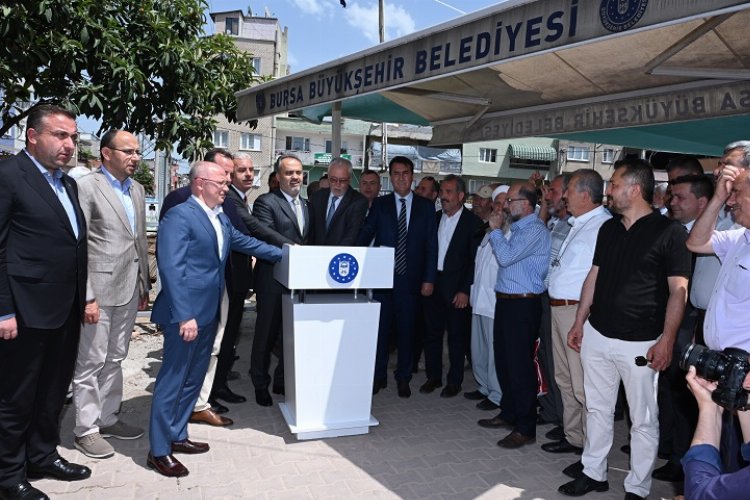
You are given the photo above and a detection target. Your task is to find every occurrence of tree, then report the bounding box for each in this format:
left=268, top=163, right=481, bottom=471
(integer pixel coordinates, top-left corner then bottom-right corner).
left=0, top=0, right=260, bottom=158
left=133, top=161, right=155, bottom=196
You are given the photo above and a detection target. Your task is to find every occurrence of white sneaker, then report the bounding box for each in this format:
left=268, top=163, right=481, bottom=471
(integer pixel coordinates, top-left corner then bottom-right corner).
left=100, top=420, right=144, bottom=440
left=75, top=433, right=115, bottom=459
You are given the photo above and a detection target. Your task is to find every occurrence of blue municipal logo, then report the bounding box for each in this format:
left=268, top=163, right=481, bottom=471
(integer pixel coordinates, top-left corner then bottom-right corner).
left=599, top=0, right=648, bottom=33
left=328, top=253, right=359, bottom=284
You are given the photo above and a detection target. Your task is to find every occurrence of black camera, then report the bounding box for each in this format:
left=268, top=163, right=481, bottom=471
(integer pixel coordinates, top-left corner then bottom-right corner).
left=679, top=344, right=750, bottom=410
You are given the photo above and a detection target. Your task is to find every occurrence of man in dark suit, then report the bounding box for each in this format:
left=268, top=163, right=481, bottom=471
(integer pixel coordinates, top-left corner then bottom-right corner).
left=357, top=156, right=438, bottom=398
left=421, top=175, right=483, bottom=398
left=0, top=104, right=92, bottom=499
left=251, top=154, right=311, bottom=406
left=309, top=158, right=368, bottom=246
left=148, top=161, right=281, bottom=477
left=212, top=152, right=279, bottom=405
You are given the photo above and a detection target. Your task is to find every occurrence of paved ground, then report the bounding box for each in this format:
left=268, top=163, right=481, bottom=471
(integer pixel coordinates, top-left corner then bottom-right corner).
left=40, top=306, right=679, bottom=499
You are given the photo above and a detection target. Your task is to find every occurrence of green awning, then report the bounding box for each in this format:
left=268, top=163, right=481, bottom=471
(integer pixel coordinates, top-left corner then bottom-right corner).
left=508, top=144, right=557, bottom=162
left=296, top=94, right=430, bottom=126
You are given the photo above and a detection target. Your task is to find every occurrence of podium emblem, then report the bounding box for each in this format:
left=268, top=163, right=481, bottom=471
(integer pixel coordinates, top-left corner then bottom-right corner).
left=329, top=253, right=359, bottom=283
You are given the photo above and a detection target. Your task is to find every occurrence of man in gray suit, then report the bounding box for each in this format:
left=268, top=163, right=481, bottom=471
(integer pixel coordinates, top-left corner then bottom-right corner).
left=250, top=154, right=311, bottom=406
left=72, top=130, right=150, bottom=458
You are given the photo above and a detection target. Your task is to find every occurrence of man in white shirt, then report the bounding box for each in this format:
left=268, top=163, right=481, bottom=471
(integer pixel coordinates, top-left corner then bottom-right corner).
left=543, top=170, right=611, bottom=457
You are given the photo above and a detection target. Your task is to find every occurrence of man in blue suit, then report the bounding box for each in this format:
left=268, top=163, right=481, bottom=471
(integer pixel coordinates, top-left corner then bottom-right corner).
left=358, top=156, right=438, bottom=398
left=148, top=161, right=281, bottom=477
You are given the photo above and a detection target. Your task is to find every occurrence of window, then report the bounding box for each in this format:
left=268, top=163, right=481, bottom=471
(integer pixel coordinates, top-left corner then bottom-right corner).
left=250, top=57, right=262, bottom=75
left=225, top=17, right=239, bottom=36
left=602, top=148, right=615, bottom=163
left=325, top=140, right=349, bottom=154
left=240, top=133, right=261, bottom=151
left=1, top=125, right=13, bottom=139
left=213, top=130, right=228, bottom=148
left=479, top=148, right=497, bottom=163
left=286, top=136, right=310, bottom=151
left=567, top=145, right=590, bottom=162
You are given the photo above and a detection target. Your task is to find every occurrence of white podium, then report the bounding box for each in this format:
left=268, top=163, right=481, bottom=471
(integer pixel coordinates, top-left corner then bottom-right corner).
left=273, top=245, right=394, bottom=440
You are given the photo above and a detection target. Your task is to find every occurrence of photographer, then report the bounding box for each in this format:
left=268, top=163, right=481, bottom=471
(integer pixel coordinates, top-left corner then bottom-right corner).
left=682, top=366, right=750, bottom=499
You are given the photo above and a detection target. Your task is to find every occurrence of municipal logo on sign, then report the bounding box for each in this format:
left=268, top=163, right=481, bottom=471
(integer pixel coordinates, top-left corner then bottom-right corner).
left=328, top=253, right=359, bottom=284
left=599, top=0, right=648, bottom=33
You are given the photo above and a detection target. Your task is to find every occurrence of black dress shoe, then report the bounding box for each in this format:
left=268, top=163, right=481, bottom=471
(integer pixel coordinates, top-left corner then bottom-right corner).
left=440, top=384, right=461, bottom=398
left=562, top=460, right=584, bottom=479
left=372, top=379, right=387, bottom=395
left=624, top=493, right=645, bottom=500
left=558, top=474, right=609, bottom=496
left=26, top=457, right=91, bottom=481
left=147, top=453, right=188, bottom=477
left=497, top=431, right=535, bottom=449
left=172, top=439, right=210, bottom=454
left=397, top=381, right=411, bottom=398
left=541, top=439, right=583, bottom=455
left=0, top=481, right=49, bottom=500
left=255, top=389, right=273, bottom=407
left=477, top=414, right=512, bottom=429
left=476, top=398, right=499, bottom=411
left=272, top=385, right=285, bottom=396
left=651, top=460, right=684, bottom=482
left=545, top=425, right=565, bottom=441
left=464, top=390, right=485, bottom=400
left=419, top=379, right=442, bottom=394
left=211, top=385, right=247, bottom=404
left=208, top=398, right=229, bottom=414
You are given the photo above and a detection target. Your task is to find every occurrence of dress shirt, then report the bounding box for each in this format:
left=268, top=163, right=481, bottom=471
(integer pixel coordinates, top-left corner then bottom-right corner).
left=100, top=165, right=136, bottom=234
left=489, top=213, right=550, bottom=295
left=704, top=227, right=750, bottom=351
left=191, top=195, right=224, bottom=257
left=682, top=443, right=750, bottom=499
left=394, top=191, right=414, bottom=230
left=545, top=214, right=571, bottom=288
left=470, top=228, right=509, bottom=318
left=437, top=207, right=462, bottom=271
left=280, top=189, right=305, bottom=233
left=690, top=215, right=736, bottom=310
left=26, top=150, right=79, bottom=238
left=548, top=206, right=612, bottom=300
left=230, top=185, right=248, bottom=206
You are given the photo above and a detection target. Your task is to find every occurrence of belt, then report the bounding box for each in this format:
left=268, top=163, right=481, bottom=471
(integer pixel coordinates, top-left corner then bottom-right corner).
left=496, top=292, right=539, bottom=300
left=549, top=298, right=580, bottom=307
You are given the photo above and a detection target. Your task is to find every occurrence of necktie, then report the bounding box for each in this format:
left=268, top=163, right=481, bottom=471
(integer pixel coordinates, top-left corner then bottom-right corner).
left=293, top=198, right=305, bottom=234
left=395, top=198, right=407, bottom=275
left=326, top=196, right=338, bottom=230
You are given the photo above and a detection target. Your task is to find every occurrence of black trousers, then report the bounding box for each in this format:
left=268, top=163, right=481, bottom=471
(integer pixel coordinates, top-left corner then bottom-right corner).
left=213, top=289, right=248, bottom=392
left=0, top=306, right=80, bottom=487
left=494, top=296, right=542, bottom=438
left=250, top=291, right=284, bottom=390
left=423, top=286, right=471, bottom=386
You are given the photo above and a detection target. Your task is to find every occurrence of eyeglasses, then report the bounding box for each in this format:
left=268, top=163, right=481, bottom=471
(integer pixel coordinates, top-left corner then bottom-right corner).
left=110, top=147, right=142, bottom=157
left=328, top=176, right=350, bottom=185
left=197, top=177, right=230, bottom=187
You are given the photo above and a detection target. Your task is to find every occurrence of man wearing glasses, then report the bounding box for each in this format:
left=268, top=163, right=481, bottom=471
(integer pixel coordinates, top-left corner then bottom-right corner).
left=309, top=157, right=368, bottom=246
left=71, top=130, right=150, bottom=459
left=478, top=182, right=550, bottom=449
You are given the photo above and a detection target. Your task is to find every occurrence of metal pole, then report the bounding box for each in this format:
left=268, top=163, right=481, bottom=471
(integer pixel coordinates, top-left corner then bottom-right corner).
left=379, top=0, right=387, bottom=172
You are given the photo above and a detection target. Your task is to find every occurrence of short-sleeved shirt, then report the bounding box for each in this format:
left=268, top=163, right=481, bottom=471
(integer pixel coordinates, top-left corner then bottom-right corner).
left=589, top=211, right=692, bottom=341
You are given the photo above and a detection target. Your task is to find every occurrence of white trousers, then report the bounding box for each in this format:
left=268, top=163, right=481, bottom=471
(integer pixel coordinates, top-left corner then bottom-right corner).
left=194, top=288, right=230, bottom=412
left=470, top=314, right=502, bottom=405
left=73, top=287, right=139, bottom=437
left=580, top=321, right=659, bottom=498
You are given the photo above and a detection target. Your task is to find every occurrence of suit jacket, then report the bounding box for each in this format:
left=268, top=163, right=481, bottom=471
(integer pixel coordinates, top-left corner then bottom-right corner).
left=151, top=197, right=281, bottom=326
left=357, top=192, right=438, bottom=293
left=309, top=187, right=368, bottom=246
left=77, top=168, right=149, bottom=307
left=434, top=207, right=483, bottom=301
left=252, top=189, right=310, bottom=295
left=0, top=152, right=87, bottom=328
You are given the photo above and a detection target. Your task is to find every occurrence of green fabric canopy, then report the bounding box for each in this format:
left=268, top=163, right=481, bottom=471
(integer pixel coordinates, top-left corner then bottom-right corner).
left=508, top=144, right=558, bottom=162
left=296, top=94, right=430, bottom=126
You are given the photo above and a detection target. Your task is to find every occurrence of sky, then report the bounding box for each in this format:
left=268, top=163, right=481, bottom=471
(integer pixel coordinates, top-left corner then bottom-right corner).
left=204, top=0, right=505, bottom=72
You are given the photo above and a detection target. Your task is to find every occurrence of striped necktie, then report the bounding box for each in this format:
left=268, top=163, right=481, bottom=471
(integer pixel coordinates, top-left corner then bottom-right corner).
left=326, top=196, right=338, bottom=230
left=395, top=198, right=407, bottom=275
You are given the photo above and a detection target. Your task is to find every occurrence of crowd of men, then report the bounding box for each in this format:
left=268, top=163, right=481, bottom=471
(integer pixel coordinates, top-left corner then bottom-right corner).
left=2, top=103, right=750, bottom=500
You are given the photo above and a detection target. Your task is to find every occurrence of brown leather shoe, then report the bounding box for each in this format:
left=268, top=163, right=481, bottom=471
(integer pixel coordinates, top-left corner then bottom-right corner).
left=189, top=409, right=233, bottom=426
left=477, top=414, right=513, bottom=429
left=172, top=439, right=210, bottom=454
left=147, top=453, right=189, bottom=477
left=497, top=431, right=535, bottom=449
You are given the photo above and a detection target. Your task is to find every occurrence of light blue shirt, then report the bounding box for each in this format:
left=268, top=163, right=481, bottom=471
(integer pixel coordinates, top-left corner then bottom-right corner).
left=100, top=165, right=136, bottom=234
left=394, top=191, right=414, bottom=230
left=26, top=150, right=79, bottom=239
left=490, top=213, right=550, bottom=295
